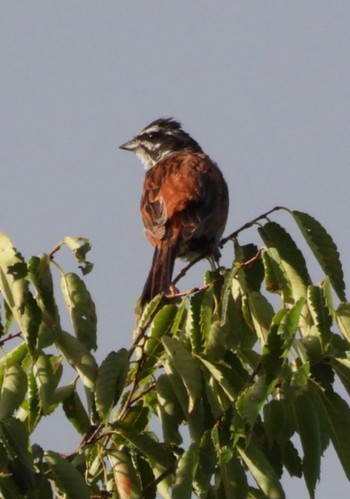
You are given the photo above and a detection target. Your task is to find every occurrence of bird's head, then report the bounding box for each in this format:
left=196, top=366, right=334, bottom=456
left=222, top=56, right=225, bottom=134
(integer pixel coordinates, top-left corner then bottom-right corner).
left=119, top=117, right=202, bottom=169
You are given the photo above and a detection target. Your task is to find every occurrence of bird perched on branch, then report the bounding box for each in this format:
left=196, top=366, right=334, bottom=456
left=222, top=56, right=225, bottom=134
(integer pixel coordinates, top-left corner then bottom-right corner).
left=120, top=118, right=229, bottom=305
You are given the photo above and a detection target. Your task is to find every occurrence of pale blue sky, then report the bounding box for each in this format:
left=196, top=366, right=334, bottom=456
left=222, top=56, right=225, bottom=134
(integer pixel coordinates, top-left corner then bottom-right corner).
left=2, top=2, right=350, bottom=497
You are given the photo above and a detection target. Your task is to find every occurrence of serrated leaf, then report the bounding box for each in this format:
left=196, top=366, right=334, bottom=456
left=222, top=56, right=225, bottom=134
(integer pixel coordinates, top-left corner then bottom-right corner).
left=28, top=254, right=60, bottom=326
left=219, top=454, right=249, bottom=499
left=292, top=210, right=346, bottom=301
left=279, top=298, right=305, bottom=353
left=335, top=303, right=350, bottom=343
left=236, top=376, right=269, bottom=426
left=134, top=455, right=156, bottom=499
left=220, top=263, right=240, bottom=325
left=61, top=273, right=97, bottom=351
left=261, top=309, right=287, bottom=383
left=307, top=285, right=332, bottom=347
left=193, top=431, right=216, bottom=496
left=63, top=236, right=93, bottom=275
left=238, top=439, right=285, bottom=499
left=172, top=444, right=197, bottom=499
left=156, top=374, right=183, bottom=445
left=45, top=450, right=89, bottom=499
left=259, top=222, right=310, bottom=300
left=109, top=450, right=143, bottom=499
left=293, top=394, right=321, bottom=498
left=0, top=234, right=41, bottom=353
left=33, top=353, right=57, bottom=413
left=312, top=388, right=350, bottom=480
left=55, top=331, right=97, bottom=407
left=198, top=358, right=237, bottom=402
left=332, top=357, right=350, bottom=397
left=114, top=421, right=175, bottom=471
left=145, top=304, right=178, bottom=356
left=62, top=386, right=90, bottom=434
left=235, top=242, right=264, bottom=292
left=0, top=343, right=28, bottom=375
left=0, top=417, right=33, bottom=470
left=186, top=291, right=204, bottom=354
left=95, top=349, right=129, bottom=420
left=262, top=250, right=292, bottom=302
left=162, top=336, right=202, bottom=413
left=248, top=291, right=274, bottom=345
left=0, top=364, right=27, bottom=420
left=27, top=370, right=42, bottom=432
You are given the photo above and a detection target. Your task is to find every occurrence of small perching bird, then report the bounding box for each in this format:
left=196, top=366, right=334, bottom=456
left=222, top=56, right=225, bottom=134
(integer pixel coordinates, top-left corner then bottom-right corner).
left=120, top=118, right=229, bottom=305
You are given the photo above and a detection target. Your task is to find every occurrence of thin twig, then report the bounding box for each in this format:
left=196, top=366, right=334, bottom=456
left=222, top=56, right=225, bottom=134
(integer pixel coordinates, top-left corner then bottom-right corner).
left=220, top=206, right=284, bottom=245
left=142, top=463, right=176, bottom=496
left=48, top=242, right=63, bottom=260
left=0, top=331, right=22, bottom=347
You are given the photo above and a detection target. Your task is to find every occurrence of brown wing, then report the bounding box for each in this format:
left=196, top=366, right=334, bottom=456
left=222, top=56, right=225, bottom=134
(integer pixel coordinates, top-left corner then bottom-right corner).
left=140, top=151, right=228, bottom=250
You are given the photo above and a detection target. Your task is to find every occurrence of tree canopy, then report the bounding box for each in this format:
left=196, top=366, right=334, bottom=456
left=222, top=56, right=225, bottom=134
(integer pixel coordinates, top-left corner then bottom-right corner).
left=0, top=207, right=349, bottom=498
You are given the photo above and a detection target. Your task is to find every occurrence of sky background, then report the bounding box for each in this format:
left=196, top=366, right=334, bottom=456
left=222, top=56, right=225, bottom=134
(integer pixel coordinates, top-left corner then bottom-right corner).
left=1, top=2, right=350, bottom=497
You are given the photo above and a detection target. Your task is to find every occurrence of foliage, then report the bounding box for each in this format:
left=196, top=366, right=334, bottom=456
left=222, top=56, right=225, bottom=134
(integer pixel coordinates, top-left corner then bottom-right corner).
left=0, top=208, right=349, bottom=498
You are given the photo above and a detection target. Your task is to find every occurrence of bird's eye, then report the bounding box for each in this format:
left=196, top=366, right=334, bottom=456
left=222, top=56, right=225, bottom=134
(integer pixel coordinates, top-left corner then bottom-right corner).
left=147, top=132, right=156, bottom=140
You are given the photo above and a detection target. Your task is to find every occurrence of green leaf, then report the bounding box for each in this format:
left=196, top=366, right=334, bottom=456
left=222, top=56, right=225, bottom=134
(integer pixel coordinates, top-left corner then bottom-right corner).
left=0, top=234, right=41, bottom=353
left=63, top=236, right=93, bottom=275
left=33, top=353, right=57, bottom=413
left=0, top=417, right=33, bottom=470
left=219, top=454, right=249, bottom=499
left=27, top=370, right=42, bottom=432
left=220, top=263, right=240, bottom=325
left=61, top=273, right=97, bottom=351
left=234, top=242, right=264, bottom=292
left=293, top=393, right=321, bottom=499
left=109, top=450, right=143, bottom=499
left=0, top=364, right=27, bottom=420
left=238, top=439, right=285, bottom=499
left=291, top=210, right=346, bottom=301
left=172, top=444, right=197, bottom=499
left=95, top=349, right=129, bottom=420
left=28, top=254, right=60, bottom=326
left=194, top=431, right=216, bottom=496
left=62, top=386, right=90, bottom=434
left=45, top=450, right=90, bottom=499
left=258, top=222, right=310, bottom=300
left=198, top=358, right=237, bottom=402
left=312, top=388, right=350, bottom=480
left=55, top=330, right=97, bottom=406
left=0, top=475, right=21, bottom=499
left=307, top=285, right=332, bottom=347
left=186, top=291, right=204, bottom=354
left=279, top=298, right=305, bottom=354
left=114, top=421, right=175, bottom=471
left=248, top=292, right=274, bottom=345
left=261, top=309, right=287, bottom=383
left=335, top=303, right=350, bottom=343
left=0, top=343, right=28, bottom=376
left=145, top=304, right=178, bottom=357
left=262, top=250, right=292, bottom=302
left=156, top=374, right=183, bottom=445
left=236, top=376, right=269, bottom=426
left=162, top=336, right=202, bottom=413
left=332, top=357, right=350, bottom=397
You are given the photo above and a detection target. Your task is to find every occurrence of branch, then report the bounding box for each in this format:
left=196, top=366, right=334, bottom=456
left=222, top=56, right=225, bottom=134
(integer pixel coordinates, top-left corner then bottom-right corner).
left=142, top=463, right=176, bottom=496
left=220, top=206, right=284, bottom=245
left=0, top=331, right=22, bottom=347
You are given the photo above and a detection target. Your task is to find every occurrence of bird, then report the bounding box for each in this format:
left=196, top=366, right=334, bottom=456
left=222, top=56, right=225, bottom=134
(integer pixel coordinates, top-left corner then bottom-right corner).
left=119, top=117, right=229, bottom=305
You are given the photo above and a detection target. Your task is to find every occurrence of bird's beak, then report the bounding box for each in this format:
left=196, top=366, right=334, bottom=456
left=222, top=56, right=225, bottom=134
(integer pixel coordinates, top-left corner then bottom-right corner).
left=119, top=138, right=139, bottom=151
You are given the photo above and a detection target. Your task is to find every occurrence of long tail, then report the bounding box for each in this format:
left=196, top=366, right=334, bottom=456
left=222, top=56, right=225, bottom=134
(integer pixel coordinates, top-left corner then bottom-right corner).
left=140, top=243, right=177, bottom=305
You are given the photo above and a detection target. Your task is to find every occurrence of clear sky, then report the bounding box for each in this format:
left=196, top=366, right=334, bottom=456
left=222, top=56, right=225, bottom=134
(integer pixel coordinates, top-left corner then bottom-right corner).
left=1, top=2, right=350, bottom=497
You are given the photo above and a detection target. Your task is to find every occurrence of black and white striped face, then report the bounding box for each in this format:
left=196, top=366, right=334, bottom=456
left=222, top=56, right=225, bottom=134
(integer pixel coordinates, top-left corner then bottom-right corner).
left=119, top=118, right=202, bottom=169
